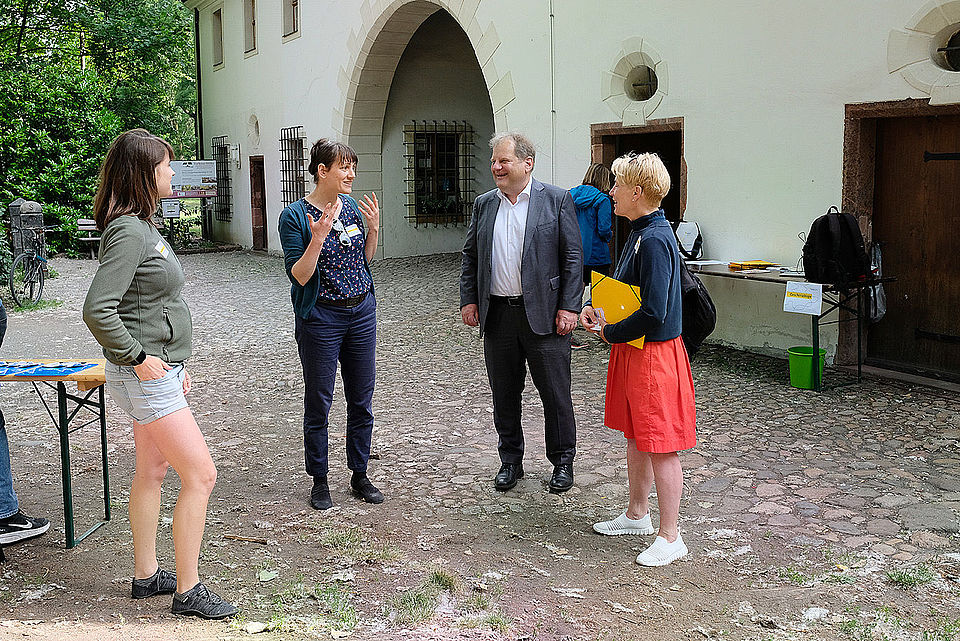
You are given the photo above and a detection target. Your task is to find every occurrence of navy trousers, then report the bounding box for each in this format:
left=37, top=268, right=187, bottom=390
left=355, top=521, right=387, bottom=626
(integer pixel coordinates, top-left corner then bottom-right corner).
left=294, top=293, right=376, bottom=478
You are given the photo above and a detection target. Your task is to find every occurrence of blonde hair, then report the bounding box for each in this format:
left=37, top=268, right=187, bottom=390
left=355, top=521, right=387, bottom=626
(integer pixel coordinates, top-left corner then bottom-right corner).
left=611, top=152, right=671, bottom=203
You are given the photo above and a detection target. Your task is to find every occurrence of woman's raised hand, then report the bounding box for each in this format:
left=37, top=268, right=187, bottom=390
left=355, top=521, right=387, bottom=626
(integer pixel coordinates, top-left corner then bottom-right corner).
left=358, top=193, right=380, bottom=233
left=308, top=201, right=338, bottom=242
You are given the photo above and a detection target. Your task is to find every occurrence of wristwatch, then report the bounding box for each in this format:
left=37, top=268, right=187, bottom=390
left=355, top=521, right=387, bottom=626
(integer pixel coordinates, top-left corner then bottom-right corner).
left=132, top=350, right=147, bottom=366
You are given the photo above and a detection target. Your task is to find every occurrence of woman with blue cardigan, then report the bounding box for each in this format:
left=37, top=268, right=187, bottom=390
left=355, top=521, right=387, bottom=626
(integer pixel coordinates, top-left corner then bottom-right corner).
left=279, top=139, right=382, bottom=511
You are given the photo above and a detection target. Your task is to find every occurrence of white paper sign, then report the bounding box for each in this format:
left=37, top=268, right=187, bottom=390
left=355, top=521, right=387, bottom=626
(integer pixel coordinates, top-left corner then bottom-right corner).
left=783, top=281, right=822, bottom=315
left=170, top=160, right=217, bottom=198
left=161, top=199, right=181, bottom=219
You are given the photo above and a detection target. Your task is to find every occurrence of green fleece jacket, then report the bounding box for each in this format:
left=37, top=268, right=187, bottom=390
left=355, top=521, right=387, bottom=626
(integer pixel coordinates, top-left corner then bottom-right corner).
left=82, top=215, right=192, bottom=365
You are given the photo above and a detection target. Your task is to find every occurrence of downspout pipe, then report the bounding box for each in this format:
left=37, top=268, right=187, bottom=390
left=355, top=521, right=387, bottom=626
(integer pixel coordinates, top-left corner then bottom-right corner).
left=549, top=0, right=556, bottom=184
left=194, top=8, right=204, bottom=160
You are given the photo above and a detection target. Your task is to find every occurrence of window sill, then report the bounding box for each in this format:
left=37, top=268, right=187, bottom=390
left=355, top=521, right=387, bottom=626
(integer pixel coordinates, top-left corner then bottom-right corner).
left=212, top=62, right=225, bottom=71
left=282, top=30, right=301, bottom=44
left=244, top=48, right=258, bottom=59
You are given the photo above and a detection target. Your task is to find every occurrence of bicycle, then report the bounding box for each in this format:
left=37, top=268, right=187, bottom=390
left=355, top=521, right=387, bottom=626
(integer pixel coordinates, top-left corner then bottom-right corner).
left=9, top=226, right=57, bottom=307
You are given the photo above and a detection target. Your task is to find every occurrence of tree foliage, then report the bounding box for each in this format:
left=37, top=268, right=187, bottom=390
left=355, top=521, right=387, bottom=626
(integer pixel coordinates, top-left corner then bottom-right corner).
left=0, top=0, right=196, bottom=263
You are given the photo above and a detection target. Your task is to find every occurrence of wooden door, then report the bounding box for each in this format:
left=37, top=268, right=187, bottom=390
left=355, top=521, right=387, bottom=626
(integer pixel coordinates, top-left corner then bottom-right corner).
left=250, top=156, right=267, bottom=251
left=869, top=115, right=960, bottom=379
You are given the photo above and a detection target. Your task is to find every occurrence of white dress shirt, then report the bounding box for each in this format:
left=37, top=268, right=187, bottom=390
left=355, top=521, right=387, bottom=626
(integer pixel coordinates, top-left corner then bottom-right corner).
left=490, top=179, right=533, bottom=297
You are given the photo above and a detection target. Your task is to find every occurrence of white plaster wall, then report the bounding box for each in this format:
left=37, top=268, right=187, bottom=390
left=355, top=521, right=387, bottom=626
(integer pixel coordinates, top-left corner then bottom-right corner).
left=380, top=12, right=495, bottom=258
left=187, top=0, right=934, bottom=359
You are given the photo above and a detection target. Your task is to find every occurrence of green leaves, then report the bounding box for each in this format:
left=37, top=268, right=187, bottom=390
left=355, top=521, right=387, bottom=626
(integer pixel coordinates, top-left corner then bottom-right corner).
left=0, top=0, right=196, bottom=260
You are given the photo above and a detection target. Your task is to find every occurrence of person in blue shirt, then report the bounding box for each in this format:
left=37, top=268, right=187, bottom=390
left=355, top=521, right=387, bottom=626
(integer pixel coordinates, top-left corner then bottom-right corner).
left=0, top=298, right=51, bottom=550
left=278, top=139, right=383, bottom=511
left=570, top=164, right=614, bottom=349
left=571, top=163, right=614, bottom=286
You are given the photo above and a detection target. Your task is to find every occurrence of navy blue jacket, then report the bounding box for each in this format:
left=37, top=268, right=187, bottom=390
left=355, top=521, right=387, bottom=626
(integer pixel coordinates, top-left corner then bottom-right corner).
left=603, top=210, right=682, bottom=344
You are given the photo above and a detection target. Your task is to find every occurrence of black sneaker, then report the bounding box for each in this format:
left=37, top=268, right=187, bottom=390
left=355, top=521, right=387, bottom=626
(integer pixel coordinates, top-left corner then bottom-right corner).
left=131, top=567, right=177, bottom=599
left=351, top=473, right=384, bottom=504
left=0, top=512, right=50, bottom=545
left=171, top=582, right=238, bottom=619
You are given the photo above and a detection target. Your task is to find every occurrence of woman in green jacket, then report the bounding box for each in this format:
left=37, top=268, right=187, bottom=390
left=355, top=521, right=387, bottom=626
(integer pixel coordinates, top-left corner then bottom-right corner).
left=82, top=129, right=236, bottom=619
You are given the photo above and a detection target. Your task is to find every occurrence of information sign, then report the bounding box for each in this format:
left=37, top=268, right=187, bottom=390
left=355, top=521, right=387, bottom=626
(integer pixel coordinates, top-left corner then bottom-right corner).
left=783, top=281, right=823, bottom=315
left=170, top=160, right=217, bottom=198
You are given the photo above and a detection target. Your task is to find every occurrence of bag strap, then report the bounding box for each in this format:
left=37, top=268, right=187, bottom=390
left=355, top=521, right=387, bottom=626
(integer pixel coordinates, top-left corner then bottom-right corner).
left=827, top=210, right=842, bottom=267
left=672, top=221, right=703, bottom=261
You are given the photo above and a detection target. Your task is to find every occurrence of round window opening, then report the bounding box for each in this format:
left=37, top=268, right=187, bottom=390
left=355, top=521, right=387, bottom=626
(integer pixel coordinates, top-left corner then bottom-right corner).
left=935, top=27, right=960, bottom=71
left=624, top=65, right=658, bottom=101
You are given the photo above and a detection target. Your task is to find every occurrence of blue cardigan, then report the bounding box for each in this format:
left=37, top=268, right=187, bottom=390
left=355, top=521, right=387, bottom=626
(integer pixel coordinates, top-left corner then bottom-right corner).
left=278, top=195, right=373, bottom=319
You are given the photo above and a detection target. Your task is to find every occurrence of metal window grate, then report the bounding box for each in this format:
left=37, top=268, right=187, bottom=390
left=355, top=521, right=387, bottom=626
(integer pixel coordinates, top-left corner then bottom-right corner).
left=403, top=120, right=476, bottom=226
left=280, top=126, right=306, bottom=207
left=211, top=136, right=232, bottom=221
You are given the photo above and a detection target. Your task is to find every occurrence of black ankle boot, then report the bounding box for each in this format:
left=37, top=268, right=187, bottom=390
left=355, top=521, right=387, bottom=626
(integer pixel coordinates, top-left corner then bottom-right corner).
left=350, top=472, right=384, bottom=504
left=310, top=476, right=333, bottom=510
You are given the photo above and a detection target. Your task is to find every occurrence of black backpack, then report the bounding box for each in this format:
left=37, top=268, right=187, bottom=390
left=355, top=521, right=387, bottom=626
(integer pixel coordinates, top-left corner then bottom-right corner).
left=678, top=260, right=716, bottom=359
left=801, top=206, right=870, bottom=286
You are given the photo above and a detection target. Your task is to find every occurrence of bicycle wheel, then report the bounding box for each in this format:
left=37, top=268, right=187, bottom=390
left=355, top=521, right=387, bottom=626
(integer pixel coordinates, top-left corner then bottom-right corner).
left=9, top=253, right=44, bottom=306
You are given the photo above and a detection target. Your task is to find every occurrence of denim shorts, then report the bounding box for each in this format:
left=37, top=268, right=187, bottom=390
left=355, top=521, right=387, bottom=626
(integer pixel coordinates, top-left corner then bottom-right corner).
left=104, top=362, right=188, bottom=424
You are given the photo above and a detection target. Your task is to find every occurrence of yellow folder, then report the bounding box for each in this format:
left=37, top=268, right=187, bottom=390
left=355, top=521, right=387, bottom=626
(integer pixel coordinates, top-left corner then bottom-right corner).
left=590, top=271, right=645, bottom=349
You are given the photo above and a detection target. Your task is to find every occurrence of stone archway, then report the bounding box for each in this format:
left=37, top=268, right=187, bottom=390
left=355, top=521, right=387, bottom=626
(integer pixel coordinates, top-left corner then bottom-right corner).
left=333, top=0, right=513, bottom=201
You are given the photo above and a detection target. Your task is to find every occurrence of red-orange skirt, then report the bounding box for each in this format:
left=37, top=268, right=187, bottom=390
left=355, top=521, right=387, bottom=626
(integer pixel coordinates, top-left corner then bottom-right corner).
left=604, top=336, right=697, bottom=453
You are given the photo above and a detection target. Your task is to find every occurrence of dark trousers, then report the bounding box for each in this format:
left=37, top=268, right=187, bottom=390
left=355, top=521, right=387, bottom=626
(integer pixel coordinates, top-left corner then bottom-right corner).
left=483, top=299, right=577, bottom=466
left=294, top=293, right=376, bottom=478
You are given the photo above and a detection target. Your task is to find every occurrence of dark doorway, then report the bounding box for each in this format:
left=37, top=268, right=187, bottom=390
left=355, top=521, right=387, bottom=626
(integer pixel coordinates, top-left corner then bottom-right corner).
left=250, top=156, right=266, bottom=251
left=591, top=120, right=684, bottom=262
left=867, top=115, right=960, bottom=380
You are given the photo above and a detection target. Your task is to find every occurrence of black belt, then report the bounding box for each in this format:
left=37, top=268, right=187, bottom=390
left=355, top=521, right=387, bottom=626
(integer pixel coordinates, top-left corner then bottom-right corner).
left=317, top=291, right=368, bottom=308
left=491, top=295, right=524, bottom=307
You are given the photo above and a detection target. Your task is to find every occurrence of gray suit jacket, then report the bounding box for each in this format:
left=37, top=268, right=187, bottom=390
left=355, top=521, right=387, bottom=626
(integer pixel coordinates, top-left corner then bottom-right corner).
left=460, top=178, right=583, bottom=335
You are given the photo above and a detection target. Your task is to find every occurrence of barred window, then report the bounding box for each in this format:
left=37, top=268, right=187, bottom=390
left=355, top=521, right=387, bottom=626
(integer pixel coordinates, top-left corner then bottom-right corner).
left=211, top=136, right=232, bottom=222
left=280, top=126, right=306, bottom=207
left=403, top=121, right=476, bottom=226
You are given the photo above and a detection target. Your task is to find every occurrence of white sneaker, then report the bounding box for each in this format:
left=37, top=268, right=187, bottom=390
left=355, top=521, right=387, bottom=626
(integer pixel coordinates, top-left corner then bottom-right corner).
left=593, top=511, right=655, bottom=536
left=635, top=534, right=688, bottom=566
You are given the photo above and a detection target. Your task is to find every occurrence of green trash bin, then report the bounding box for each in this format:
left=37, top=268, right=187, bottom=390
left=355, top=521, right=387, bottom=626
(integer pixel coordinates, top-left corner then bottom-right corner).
left=787, top=346, right=826, bottom=389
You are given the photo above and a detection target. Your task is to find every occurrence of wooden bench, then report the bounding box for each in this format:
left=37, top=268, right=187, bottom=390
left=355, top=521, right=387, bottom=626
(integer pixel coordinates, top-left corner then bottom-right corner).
left=77, top=218, right=100, bottom=258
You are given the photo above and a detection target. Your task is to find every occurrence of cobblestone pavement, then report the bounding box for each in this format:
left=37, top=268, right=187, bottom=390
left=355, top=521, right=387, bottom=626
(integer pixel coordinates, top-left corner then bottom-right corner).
left=0, top=251, right=957, bottom=641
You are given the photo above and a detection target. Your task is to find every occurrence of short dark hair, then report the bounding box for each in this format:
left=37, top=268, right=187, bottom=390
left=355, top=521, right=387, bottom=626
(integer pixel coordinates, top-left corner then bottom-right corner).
left=92, top=129, right=174, bottom=231
left=308, top=138, right=358, bottom=183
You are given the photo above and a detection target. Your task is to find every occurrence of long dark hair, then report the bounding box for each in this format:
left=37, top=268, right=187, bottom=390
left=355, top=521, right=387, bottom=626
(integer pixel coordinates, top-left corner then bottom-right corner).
left=307, top=138, right=358, bottom=183
left=92, top=128, right=174, bottom=231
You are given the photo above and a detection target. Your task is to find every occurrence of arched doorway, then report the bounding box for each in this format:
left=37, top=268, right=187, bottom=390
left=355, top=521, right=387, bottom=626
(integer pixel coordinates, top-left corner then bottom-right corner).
left=337, top=0, right=512, bottom=259
left=380, top=10, right=495, bottom=257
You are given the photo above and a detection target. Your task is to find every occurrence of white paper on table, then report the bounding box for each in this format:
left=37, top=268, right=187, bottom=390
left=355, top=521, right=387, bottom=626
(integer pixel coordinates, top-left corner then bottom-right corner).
left=684, top=260, right=726, bottom=266
left=783, top=281, right=822, bottom=315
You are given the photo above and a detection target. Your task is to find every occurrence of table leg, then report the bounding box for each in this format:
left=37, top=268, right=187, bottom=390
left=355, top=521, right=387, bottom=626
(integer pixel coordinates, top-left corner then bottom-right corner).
left=56, top=382, right=76, bottom=549
left=812, top=314, right=821, bottom=392
left=99, top=385, right=111, bottom=522
left=857, top=288, right=863, bottom=383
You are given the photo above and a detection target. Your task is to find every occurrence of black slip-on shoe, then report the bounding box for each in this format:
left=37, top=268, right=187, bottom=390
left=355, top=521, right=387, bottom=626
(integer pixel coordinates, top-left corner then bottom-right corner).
left=0, top=512, right=50, bottom=545
left=171, top=582, right=238, bottom=620
left=494, top=463, right=524, bottom=491
left=310, top=476, right=333, bottom=510
left=132, top=567, right=177, bottom=599
left=549, top=463, right=574, bottom=494
left=351, top=474, right=384, bottom=504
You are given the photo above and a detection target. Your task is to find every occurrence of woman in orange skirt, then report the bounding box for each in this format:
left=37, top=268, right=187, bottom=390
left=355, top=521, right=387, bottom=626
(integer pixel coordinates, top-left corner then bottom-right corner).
left=580, top=151, right=696, bottom=567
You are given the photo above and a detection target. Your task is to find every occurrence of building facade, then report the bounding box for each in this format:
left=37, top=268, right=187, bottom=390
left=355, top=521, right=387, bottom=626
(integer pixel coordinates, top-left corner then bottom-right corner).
left=184, top=0, right=960, bottom=380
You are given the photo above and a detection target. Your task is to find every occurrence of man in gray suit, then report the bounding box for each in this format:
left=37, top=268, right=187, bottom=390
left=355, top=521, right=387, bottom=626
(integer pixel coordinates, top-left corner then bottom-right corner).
left=460, top=132, right=582, bottom=493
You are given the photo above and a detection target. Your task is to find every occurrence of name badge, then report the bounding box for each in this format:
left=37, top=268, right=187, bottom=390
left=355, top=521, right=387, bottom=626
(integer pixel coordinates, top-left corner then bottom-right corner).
left=155, top=240, right=169, bottom=258
left=344, top=224, right=362, bottom=238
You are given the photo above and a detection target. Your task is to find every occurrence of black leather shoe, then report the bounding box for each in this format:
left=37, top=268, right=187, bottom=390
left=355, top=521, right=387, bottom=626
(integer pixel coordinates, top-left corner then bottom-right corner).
left=310, top=476, right=333, bottom=510
left=549, top=463, right=574, bottom=493
left=351, top=474, right=384, bottom=504
left=494, top=463, right=524, bottom=491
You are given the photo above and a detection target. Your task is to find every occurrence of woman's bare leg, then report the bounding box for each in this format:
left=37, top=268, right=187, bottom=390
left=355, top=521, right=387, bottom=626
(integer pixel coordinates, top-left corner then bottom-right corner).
left=625, top=440, right=654, bottom=520
left=130, top=420, right=169, bottom=579
left=138, top=407, right=217, bottom=593
left=649, top=451, right=683, bottom=541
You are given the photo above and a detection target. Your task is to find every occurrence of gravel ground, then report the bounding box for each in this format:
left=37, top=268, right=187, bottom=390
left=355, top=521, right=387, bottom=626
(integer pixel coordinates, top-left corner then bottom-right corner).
left=0, top=251, right=957, bottom=641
